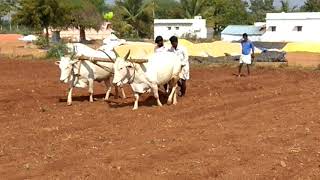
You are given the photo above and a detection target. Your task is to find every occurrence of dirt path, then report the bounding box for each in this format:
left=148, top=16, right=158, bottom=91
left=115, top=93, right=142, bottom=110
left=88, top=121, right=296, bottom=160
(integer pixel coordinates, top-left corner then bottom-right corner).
left=0, top=59, right=320, bottom=179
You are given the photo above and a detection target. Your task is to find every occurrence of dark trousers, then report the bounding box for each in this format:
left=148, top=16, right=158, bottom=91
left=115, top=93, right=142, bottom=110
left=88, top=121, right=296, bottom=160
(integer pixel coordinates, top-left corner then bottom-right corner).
left=164, top=79, right=187, bottom=96
left=178, top=79, right=186, bottom=96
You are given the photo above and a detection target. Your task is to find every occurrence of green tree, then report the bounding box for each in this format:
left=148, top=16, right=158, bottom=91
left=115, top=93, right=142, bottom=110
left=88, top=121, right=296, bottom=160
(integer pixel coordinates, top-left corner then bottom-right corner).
left=204, top=0, right=252, bottom=32
left=66, top=0, right=105, bottom=42
left=302, top=0, right=320, bottom=11
left=279, top=0, right=298, bottom=12
left=154, top=0, right=183, bottom=19
left=0, top=0, right=17, bottom=22
left=0, top=1, right=11, bottom=18
left=250, top=0, right=275, bottom=22
left=112, top=0, right=152, bottom=38
left=180, top=0, right=210, bottom=18
left=14, top=0, right=67, bottom=44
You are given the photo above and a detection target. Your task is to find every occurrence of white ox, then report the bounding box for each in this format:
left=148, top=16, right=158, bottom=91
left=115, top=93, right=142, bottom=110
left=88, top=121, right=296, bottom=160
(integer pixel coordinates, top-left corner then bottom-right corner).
left=112, top=51, right=182, bottom=110
left=56, top=43, right=126, bottom=105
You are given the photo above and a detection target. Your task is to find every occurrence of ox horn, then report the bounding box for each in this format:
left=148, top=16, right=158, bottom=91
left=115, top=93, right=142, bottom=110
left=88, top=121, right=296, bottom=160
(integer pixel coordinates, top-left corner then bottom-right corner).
left=113, top=48, right=120, bottom=58
left=128, top=58, right=148, bottom=63
left=124, top=50, right=130, bottom=61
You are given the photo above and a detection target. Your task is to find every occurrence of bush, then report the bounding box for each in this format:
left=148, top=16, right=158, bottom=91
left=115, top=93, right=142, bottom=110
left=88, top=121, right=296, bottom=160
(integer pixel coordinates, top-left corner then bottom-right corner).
left=47, top=43, right=68, bottom=59
left=34, top=35, right=49, bottom=49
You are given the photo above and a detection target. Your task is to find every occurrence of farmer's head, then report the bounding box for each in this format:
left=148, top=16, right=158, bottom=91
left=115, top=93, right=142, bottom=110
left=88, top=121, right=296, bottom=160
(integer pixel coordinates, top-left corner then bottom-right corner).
left=155, top=36, right=164, bottom=47
left=243, top=33, right=248, bottom=41
left=169, top=36, right=178, bottom=49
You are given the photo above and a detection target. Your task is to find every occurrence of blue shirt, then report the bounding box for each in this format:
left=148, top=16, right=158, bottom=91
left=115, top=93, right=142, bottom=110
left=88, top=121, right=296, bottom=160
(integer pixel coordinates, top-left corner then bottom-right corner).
left=241, top=40, right=254, bottom=55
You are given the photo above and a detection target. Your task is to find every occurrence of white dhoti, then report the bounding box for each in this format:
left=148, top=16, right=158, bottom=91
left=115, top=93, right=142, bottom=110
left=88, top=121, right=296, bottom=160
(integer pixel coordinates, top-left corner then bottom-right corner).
left=179, top=63, right=190, bottom=80
left=239, top=54, right=252, bottom=64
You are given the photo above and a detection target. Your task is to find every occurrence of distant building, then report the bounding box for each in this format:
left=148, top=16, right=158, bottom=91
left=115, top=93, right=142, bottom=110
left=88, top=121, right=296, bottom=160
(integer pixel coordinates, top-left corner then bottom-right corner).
left=154, top=16, right=207, bottom=40
left=261, top=12, right=320, bottom=42
left=222, top=12, right=320, bottom=42
left=221, top=23, right=266, bottom=42
left=47, top=22, right=113, bottom=42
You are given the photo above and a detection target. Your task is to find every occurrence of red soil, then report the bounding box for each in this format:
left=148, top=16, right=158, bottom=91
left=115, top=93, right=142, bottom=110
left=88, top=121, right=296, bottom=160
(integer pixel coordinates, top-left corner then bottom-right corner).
left=0, top=59, right=320, bottom=179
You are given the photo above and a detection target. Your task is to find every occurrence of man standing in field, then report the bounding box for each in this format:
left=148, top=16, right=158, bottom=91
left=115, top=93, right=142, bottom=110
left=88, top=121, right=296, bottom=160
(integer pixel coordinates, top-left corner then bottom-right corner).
left=168, top=36, right=189, bottom=96
left=238, top=33, right=255, bottom=77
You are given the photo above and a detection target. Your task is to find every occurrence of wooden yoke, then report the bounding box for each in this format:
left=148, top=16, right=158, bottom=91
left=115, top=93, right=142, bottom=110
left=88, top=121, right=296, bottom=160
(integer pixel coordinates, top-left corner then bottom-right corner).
left=78, top=55, right=114, bottom=63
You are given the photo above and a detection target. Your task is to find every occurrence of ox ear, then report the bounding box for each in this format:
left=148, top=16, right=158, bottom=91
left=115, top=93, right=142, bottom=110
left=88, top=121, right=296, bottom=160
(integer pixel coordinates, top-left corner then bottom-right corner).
left=55, top=61, right=60, bottom=66
left=124, top=50, right=130, bottom=61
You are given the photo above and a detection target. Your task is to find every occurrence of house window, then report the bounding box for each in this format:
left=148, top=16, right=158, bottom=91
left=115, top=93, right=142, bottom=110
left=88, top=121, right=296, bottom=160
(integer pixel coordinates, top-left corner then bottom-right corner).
left=297, top=26, right=303, bottom=32
left=175, top=27, right=179, bottom=30
left=271, top=26, right=276, bottom=32
left=167, top=27, right=171, bottom=30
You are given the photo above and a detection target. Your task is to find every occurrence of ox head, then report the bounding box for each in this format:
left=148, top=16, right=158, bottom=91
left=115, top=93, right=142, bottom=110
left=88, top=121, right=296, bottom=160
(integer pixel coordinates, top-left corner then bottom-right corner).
left=112, top=50, right=148, bottom=86
left=112, top=50, right=134, bottom=86
left=55, top=56, right=78, bottom=83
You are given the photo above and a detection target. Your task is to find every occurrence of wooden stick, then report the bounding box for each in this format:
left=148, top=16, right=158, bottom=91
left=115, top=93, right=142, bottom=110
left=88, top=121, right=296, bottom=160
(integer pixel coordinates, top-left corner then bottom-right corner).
left=77, top=55, right=114, bottom=62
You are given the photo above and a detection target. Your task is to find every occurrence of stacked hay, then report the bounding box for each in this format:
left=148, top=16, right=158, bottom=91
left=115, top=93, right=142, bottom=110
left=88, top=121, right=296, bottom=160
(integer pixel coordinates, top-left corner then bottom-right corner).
left=114, top=42, right=155, bottom=59
left=114, top=39, right=262, bottom=59
left=282, top=42, right=320, bottom=53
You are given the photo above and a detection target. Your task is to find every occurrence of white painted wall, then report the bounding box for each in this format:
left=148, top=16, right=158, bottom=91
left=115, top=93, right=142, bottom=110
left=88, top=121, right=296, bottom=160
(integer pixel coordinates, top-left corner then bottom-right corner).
left=47, top=22, right=112, bottom=42
left=154, top=16, right=207, bottom=40
left=221, top=34, right=262, bottom=42
left=261, top=12, right=320, bottom=42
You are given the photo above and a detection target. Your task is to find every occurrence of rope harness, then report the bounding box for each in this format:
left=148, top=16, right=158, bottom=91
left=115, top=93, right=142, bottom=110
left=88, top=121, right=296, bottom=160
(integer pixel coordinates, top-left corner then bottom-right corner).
left=116, top=62, right=136, bottom=86
left=68, top=57, right=115, bottom=88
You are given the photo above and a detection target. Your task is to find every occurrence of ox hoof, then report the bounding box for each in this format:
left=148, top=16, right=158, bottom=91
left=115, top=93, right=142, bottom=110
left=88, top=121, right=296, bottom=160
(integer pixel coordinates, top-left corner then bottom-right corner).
left=132, top=107, right=138, bottom=110
left=167, top=101, right=172, bottom=105
left=67, top=102, right=72, bottom=106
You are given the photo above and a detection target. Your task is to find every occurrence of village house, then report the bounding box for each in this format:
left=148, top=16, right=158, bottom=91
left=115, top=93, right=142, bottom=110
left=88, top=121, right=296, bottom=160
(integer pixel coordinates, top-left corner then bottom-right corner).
left=154, top=16, right=207, bottom=40
left=222, top=12, right=320, bottom=42
left=261, top=12, right=320, bottom=42
left=221, top=22, right=266, bottom=42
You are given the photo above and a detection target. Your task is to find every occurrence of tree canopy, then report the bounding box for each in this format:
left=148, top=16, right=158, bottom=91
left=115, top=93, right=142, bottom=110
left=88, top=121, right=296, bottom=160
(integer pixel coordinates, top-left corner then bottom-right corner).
left=13, top=0, right=106, bottom=42
left=0, top=0, right=17, bottom=18
left=14, top=0, right=66, bottom=42
left=302, top=0, right=320, bottom=11
left=249, top=0, right=275, bottom=22
left=66, top=0, right=105, bottom=42
left=9, top=0, right=311, bottom=40
left=111, top=0, right=153, bottom=38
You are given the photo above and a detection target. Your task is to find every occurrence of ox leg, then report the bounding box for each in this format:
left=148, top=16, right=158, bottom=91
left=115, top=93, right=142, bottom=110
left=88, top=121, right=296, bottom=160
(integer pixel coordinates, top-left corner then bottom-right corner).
left=167, top=83, right=178, bottom=105
left=172, top=84, right=178, bottom=105
left=152, top=84, right=162, bottom=107
left=88, top=79, right=94, bottom=102
left=114, top=84, right=119, bottom=99
left=104, top=80, right=112, bottom=101
left=133, top=92, right=140, bottom=110
left=120, top=87, right=126, bottom=99
left=67, top=87, right=73, bottom=106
